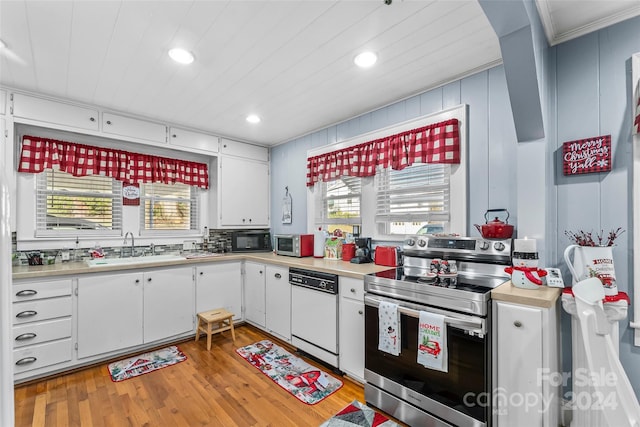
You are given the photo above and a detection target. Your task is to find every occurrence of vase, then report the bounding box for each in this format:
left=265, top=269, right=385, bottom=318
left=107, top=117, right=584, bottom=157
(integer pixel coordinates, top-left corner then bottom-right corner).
left=564, top=244, right=617, bottom=296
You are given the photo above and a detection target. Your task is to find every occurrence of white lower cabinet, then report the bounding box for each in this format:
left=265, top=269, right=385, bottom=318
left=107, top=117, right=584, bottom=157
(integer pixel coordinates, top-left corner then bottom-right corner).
left=244, top=262, right=266, bottom=327
left=77, top=266, right=193, bottom=359
left=265, top=265, right=291, bottom=342
left=143, top=267, right=194, bottom=343
left=493, top=300, right=559, bottom=427
left=77, top=272, right=144, bottom=358
left=339, top=276, right=365, bottom=382
left=196, top=262, right=243, bottom=320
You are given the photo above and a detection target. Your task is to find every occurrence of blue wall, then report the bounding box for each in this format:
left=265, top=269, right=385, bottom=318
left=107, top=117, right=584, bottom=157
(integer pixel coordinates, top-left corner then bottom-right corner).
left=271, top=66, right=519, bottom=238
left=270, top=13, right=640, bottom=395
left=549, top=15, right=640, bottom=394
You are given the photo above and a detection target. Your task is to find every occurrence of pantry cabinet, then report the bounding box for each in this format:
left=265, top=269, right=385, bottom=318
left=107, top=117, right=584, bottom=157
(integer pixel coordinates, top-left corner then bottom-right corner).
left=265, top=264, right=291, bottom=342
left=244, top=262, right=266, bottom=327
left=102, top=112, right=167, bottom=144
left=339, top=276, right=365, bottom=382
left=218, top=156, right=269, bottom=227
left=77, top=266, right=193, bottom=358
left=11, top=278, right=73, bottom=375
left=196, top=262, right=242, bottom=320
left=169, top=127, right=219, bottom=155
left=12, top=93, right=100, bottom=131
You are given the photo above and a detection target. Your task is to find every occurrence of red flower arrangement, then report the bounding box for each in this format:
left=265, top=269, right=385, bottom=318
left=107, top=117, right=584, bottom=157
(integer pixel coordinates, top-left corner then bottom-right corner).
left=564, top=228, right=625, bottom=247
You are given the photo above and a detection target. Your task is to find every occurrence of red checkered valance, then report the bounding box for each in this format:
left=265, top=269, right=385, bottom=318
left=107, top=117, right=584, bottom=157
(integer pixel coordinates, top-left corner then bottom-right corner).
left=306, top=118, right=460, bottom=187
left=18, top=135, right=209, bottom=189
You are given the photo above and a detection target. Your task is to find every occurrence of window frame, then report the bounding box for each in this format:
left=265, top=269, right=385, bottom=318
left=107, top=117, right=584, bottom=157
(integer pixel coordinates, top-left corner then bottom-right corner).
left=307, top=105, right=467, bottom=240
left=631, top=52, right=640, bottom=346
left=35, top=169, right=122, bottom=238
left=139, top=182, right=200, bottom=236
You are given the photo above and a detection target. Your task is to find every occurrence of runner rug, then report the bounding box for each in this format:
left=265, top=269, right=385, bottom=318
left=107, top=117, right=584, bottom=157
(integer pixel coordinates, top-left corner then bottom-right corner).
left=235, top=339, right=343, bottom=405
left=320, top=400, right=400, bottom=427
left=107, top=346, right=187, bottom=382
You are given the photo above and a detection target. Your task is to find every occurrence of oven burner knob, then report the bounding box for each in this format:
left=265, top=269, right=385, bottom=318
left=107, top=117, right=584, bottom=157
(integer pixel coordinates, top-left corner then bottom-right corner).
left=493, top=242, right=506, bottom=251
left=417, top=239, right=427, bottom=247
left=479, top=240, right=490, bottom=250
left=405, top=238, right=415, bottom=246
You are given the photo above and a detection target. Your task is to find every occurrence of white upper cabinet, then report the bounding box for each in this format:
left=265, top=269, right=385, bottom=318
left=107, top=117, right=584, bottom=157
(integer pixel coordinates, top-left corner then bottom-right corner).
left=220, top=138, right=268, bottom=162
left=169, top=127, right=219, bottom=154
left=0, top=90, right=6, bottom=115
left=218, top=156, right=270, bottom=227
left=12, top=93, right=99, bottom=131
left=102, top=112, right=167, bottom=144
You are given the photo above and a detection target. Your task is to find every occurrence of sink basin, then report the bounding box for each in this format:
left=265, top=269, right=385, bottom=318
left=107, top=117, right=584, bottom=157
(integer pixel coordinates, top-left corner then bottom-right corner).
left=86, top=254, right=186, bottom=267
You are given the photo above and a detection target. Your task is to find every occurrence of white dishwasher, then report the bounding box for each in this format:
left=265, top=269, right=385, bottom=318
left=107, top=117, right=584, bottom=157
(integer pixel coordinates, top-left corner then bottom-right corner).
left=289, top=268, right=339, bottom=368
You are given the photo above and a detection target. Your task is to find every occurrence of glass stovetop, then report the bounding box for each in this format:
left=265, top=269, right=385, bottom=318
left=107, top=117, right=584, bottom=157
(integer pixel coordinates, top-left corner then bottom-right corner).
left=371, top=267, right=498, bottom=295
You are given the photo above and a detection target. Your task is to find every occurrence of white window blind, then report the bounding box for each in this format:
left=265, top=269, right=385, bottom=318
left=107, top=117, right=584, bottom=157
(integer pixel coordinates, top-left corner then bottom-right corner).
left=375, top=163, right=450, bottom=232
left=36, top=170, right=122, bottom=235
left=140, top=183, right=199, bottom=232
left=316, top=177, right=362, bottom=225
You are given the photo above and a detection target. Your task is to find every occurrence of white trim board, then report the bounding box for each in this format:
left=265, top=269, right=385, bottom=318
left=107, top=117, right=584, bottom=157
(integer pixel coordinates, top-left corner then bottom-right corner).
left=631, top=52, right=640, bottom=346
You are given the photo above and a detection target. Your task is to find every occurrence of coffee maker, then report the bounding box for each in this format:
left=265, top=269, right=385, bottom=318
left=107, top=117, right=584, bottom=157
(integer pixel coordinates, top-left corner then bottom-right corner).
left=350, top=237, right=372, bottom=264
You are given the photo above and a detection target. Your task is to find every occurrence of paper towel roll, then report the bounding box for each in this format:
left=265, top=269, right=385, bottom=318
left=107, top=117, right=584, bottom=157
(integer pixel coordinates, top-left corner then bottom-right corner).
left=314, top=229, right=327, bottom=258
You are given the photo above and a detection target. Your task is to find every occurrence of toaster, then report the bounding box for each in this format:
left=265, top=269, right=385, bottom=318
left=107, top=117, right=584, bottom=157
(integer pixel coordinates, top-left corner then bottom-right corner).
left=374, top=246, right=402, bottom=267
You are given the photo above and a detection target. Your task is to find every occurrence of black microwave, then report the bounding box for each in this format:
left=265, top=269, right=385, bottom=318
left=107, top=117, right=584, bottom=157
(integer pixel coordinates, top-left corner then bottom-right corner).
left=231, top=230, right=272, bottom=253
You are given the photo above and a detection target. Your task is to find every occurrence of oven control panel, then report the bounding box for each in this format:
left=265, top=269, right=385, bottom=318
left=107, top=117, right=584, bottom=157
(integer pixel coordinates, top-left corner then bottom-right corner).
left=289, top=267, right=338, bottom=294
left=403, top=236, right=512, bottom=264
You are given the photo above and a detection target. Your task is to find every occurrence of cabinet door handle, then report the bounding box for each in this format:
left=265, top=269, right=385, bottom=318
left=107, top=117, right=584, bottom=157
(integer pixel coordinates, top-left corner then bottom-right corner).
left=514, top=321, right=522, bottom=328
left=259, top=270, right=263, bottom=274
left=106, top=120, right=112, bottom=125
left=358, top=310, right=363, bottom=315
left=15, top=333, right=37, bottom=341
left=275, top=273, right=281, bottom=279
left=135, top=279, right=140, bottom=284
left=172, top=134, right=177, bottom=138
left=16, top=310, right=37, bottom=318
left=16, top=357, right=37, bottom=366
left=16, top=289, right=37, bottom=297
left=147, top=277, right=152, bottom=282
left=350, top=288, right=356, bottom=293
left=200, top=271, right=204, bottom=275
left=89, top=117, right=96, bottom=122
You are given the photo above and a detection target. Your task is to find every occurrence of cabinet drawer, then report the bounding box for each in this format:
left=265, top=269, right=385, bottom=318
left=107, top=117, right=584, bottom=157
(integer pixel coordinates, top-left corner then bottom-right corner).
left=13, top=318, right=72, bottom=348
left=102, top=112, right=167, bottom=143
left=12, top=93, right=99, bottom=131
left=340, top=277, right=364, bottom=301
left=13, top=278, right=73, bottom=302
left=13, top=339, right=73, bottom=374
left=13, top=297, right=72, bottom=325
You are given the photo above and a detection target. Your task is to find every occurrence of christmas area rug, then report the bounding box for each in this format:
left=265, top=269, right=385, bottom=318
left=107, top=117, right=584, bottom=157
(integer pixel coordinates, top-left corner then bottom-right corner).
left=107, top=346, right=187, bottom=382
left=320, top=400, right=400, bottom=427
left=235, top=339, right=343, bottom=405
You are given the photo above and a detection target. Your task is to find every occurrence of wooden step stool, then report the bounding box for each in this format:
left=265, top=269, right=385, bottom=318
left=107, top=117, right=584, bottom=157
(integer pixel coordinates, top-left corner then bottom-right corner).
left=195, top=308, right=236, bottom=350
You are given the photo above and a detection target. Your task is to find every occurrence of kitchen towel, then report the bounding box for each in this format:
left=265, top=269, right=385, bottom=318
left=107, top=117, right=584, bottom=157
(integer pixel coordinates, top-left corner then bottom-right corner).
left=378, top=301, right=400, bottom=356
left=417, top=311, right=448, bottom=372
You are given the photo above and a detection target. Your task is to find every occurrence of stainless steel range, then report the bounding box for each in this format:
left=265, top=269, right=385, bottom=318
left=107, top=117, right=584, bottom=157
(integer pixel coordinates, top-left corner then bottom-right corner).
left=364, top=236, right=511, bottom=427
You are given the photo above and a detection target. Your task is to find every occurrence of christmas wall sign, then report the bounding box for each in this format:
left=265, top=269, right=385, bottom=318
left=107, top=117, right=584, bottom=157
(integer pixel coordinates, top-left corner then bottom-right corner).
left=122, top=182, right=140, bottom=206
left=562, top=134, right=611, bottom=175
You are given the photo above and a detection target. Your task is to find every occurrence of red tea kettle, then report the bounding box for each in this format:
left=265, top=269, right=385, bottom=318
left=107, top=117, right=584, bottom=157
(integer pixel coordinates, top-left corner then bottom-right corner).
left=474, top=209, right=514, bottom=239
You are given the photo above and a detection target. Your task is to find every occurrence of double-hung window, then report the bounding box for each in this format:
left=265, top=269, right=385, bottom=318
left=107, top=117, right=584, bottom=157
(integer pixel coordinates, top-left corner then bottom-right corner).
left=375, top=163, right=450, bottom=235
left=140, top=182, right=199, bottom=233
left=36, top=169, right=122, bottom=236
left=316, top=176, right=361, bottom=234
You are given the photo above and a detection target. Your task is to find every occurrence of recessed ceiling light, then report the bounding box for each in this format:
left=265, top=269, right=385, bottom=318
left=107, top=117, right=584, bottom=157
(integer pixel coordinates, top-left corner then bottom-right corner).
left=354, top=51, right=377, bottom=68
left=168, top=48, right=194, bottom=65
left=246, top=114, right=261, bottom=124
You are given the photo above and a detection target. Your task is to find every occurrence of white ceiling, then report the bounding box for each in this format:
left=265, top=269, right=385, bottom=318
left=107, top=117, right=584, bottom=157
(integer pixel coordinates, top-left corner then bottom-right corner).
left=0, top=1, right=638, bottom=147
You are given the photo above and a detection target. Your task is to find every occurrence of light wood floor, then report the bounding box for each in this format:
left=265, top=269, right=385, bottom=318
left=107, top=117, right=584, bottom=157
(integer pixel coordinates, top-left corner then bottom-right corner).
left=14, top=325, right=371, bottom=427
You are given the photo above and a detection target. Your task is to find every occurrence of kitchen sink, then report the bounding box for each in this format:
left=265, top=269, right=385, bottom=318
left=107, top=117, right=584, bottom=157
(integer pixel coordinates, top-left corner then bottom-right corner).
left=85, top=254, right=186, bottom=267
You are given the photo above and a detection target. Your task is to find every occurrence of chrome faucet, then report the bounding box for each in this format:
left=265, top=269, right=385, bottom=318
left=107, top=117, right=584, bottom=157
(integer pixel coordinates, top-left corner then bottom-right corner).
left=123, top=231, right=135, bottom=257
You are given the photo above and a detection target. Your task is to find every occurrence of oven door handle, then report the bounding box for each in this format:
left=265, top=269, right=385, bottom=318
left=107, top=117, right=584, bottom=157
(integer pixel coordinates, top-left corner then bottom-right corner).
left=364, top=295, right=486, bottom=335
